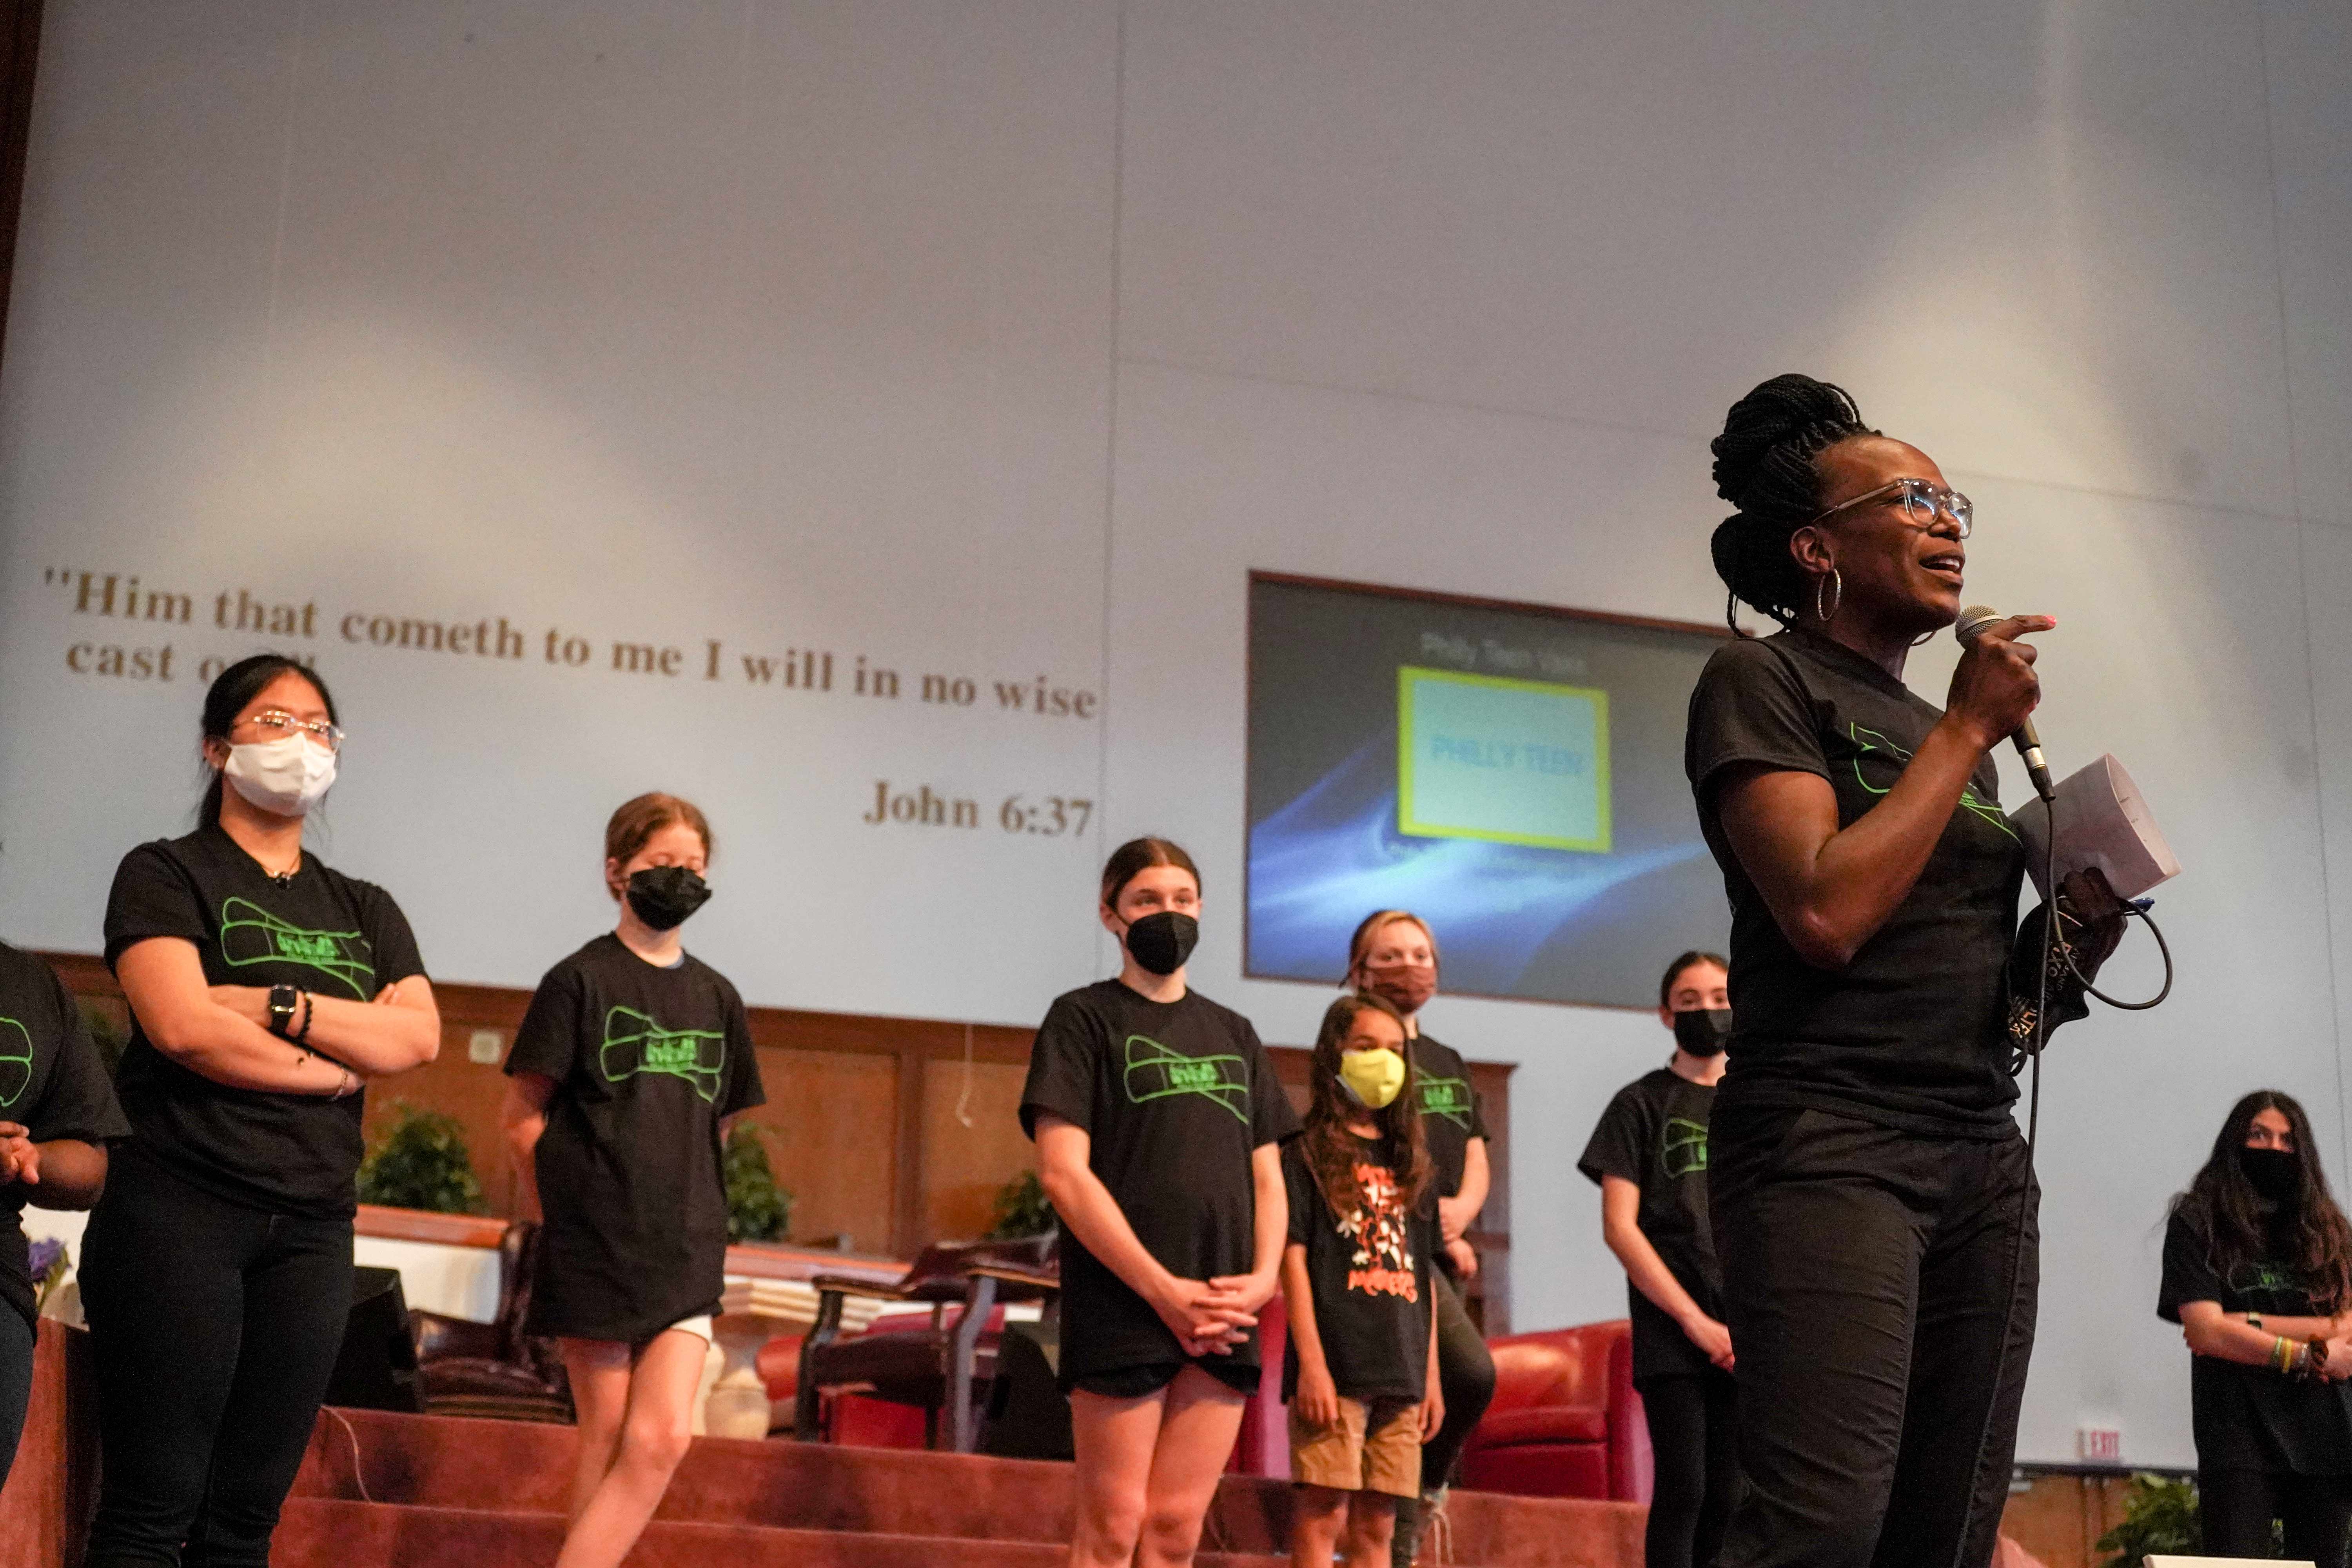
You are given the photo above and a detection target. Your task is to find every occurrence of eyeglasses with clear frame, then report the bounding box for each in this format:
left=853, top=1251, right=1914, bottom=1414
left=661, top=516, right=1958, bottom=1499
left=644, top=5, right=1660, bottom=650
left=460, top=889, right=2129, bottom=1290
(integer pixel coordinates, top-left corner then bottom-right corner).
left=239, top=710, right=345, bottom=752
left=1809, top=475, right=1973, bottom=537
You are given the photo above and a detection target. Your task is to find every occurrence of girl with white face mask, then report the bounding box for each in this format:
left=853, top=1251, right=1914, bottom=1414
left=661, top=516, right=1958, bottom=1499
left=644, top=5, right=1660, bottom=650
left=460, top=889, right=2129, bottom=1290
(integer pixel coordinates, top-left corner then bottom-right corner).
left=80, top=653, right=442, bottom=1568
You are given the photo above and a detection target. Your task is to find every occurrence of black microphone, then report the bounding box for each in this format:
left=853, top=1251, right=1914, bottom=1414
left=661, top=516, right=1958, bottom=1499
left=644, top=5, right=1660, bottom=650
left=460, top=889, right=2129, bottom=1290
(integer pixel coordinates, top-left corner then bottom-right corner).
left=1955, top=604, right=2056, bottom=803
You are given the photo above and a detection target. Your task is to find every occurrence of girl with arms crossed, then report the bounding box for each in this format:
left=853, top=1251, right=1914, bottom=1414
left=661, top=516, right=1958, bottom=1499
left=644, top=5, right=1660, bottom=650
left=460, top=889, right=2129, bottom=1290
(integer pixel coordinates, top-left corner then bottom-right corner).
left=84, top=654, right=440, bottom=1568
left=1022, top=838, right=1298, bottom=1568
left=503, top=793, right=764, bottom=1568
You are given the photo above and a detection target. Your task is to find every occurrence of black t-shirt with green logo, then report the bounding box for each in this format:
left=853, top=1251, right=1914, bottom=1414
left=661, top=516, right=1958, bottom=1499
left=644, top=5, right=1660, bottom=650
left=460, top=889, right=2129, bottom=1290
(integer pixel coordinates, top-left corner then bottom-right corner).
left=0, top=942, right=132, bottom=1330
left=103, top=826, right=426, bottom=1218
left=1685, top=630, right=2026, bottom=1137
left=1020, top=979, right=1300, bottom=1379
left=1407, top=1033, right=1488, bottom=1204
left=1579, top=1067, right=1722, bottom=1381
left=505, top=934, right=765, bottom=1344
left=1281, top=1134, right=1436, bottom=1402
left=2159, top=1209, right=2352, bottom=1474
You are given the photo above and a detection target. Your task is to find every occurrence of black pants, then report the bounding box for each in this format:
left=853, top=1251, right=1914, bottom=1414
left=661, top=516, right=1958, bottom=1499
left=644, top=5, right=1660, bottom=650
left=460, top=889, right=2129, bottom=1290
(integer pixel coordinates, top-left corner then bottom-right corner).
left=1709, top=1107, right=2037, bottom=1568
left=1421, top=1267, right=1497, bottom=1490
left=1640, top=1368, right=1742, bottom=1568
left=2201, top=1468, right=2352, bottom=1566
left=0, top=1303, right=33, bottom=1492
left=80, top=1154, right=355, bottom=1568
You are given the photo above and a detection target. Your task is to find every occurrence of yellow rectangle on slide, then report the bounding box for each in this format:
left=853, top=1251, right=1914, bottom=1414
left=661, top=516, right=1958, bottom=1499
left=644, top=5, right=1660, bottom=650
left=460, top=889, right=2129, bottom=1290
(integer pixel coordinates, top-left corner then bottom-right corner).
left=1396, top=666, right=1611, bottom=852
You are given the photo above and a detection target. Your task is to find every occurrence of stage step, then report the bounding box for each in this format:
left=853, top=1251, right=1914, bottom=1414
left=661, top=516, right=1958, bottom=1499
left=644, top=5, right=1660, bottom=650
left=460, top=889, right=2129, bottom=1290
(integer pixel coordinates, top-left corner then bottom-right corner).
left=290, top=1406, right=1641, bottom=1567
left=275, top=1497, right=1294, bottom=1567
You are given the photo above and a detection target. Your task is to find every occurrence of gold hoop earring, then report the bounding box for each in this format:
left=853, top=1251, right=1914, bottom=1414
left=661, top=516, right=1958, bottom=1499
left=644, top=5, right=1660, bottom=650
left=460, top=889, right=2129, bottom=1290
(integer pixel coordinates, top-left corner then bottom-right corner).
left=1815, top=568, right=1842, bottom=624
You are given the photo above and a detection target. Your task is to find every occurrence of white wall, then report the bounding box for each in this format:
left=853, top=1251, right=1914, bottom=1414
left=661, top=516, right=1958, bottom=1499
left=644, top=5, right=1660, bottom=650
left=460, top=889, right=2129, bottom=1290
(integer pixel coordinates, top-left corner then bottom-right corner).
left=1, top=0, right=2347, bottom=1468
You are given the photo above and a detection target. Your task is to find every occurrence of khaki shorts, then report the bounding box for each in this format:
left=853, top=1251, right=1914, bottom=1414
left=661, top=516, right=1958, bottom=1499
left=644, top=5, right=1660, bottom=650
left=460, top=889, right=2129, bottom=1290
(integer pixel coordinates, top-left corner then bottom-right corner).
left=1289, top=1396, right=1423, bottom=1498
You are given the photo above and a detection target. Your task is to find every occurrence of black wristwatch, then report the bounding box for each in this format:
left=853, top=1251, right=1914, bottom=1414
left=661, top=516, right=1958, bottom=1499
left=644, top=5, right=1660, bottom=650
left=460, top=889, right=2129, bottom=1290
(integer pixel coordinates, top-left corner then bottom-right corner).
left=267, top=984, right=299, bottom=1038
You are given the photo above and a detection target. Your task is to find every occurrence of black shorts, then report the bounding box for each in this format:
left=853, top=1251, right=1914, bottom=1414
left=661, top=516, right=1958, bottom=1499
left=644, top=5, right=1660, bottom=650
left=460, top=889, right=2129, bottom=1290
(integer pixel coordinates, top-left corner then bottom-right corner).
left=1066, top=1357, right=1262, bottom=1399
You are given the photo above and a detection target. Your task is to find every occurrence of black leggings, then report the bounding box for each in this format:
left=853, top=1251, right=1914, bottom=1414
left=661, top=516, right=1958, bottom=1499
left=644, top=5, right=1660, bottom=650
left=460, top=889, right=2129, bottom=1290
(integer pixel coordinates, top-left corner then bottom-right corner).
left=1639, top=1369, right=1741, bottom=1568
left=80, top=1153, right=354, bottom=1568
left=1420, top=1268, right=1497, bottom=1490
left=2201, top=1468, right=2352, bottom=1566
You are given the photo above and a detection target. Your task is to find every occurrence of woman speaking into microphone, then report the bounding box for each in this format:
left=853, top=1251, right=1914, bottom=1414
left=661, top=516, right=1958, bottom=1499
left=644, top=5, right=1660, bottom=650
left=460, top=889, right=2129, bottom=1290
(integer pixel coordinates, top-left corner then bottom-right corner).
left=1684, top=374, right=2051, bottom=1568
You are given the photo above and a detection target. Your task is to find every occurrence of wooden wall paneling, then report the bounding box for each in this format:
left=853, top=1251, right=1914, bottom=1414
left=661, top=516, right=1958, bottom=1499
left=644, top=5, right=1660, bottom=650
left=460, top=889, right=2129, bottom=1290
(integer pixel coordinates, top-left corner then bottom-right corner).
left=918, top=1057, right=1034, bottom=1243
left=735, top=1046, right=899, bottom=1252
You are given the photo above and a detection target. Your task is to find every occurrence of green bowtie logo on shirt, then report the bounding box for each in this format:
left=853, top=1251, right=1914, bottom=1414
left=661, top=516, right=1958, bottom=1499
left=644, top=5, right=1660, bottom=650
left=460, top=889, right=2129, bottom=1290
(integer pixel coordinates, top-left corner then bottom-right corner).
left=1122, top=1034, right=1250, bottom=1124
left=0, top=1016, right=29, bottom=1107
left=1416, top=1074, right=1474, bottom=1131
left=1847, top=724, right=2018, bottom=841
left=599, top=1005, right=726, bottom=1103
left=219, top=897, right=379, bottom=999
left=1662, top=1116, right=1709, bottom=1178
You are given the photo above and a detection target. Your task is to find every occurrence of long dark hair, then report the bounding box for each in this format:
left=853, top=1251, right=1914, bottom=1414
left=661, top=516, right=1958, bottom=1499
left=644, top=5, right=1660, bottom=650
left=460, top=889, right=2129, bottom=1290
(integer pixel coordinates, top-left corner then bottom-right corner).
left=198, top=653, right=339, bottom=827
left=1299, top=993, right=1432, bottom=1223
left=1708, top=374, right=1877, bottom=633
left=2171, top=1090, right=2352, bottom=1311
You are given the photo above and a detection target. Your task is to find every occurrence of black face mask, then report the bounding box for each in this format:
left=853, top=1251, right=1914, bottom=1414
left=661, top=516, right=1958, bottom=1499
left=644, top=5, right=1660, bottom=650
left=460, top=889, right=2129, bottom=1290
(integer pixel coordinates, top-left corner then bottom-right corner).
left=1123, top=911, right=1200, bottom=976
left=2241, top=1146, right=2303, bottom=1205
left=626, top=866, right=711, bottom=931
left=1672, top=1007, right=1733, bottom=1057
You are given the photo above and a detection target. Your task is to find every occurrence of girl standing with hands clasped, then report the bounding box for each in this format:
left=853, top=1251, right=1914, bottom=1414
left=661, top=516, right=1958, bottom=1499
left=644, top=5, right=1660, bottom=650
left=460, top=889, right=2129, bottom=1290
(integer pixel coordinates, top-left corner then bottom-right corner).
left=1022, top=838, right=1298, bottom=1568
left=0, top=940, right=129, bottom=1492
left=83, top=653, right=441, bottom=1568
left=503, top=793, right=764, bottom=1568
left=2160, top=1091, right=2352, bottom=1564
left=1281, top=993, right=1442, bottom=1568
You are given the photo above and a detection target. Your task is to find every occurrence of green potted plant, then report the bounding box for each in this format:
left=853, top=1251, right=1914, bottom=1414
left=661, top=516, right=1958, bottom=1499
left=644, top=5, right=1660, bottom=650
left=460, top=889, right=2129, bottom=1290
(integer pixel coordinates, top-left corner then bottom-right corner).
left=355, top=1102, right=486, bottom=1215
left=724, top=1123, right=792, bottom=1244
left=985, top=1169, right=1055, bottom=1240
left=2094, top=1473, right=2199, bottom=1568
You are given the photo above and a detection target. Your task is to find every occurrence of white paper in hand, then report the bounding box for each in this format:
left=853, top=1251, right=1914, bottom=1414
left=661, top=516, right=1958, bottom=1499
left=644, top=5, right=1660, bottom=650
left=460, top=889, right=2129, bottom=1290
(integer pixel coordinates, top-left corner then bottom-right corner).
left=2009, top=754, right=2181, bottom=902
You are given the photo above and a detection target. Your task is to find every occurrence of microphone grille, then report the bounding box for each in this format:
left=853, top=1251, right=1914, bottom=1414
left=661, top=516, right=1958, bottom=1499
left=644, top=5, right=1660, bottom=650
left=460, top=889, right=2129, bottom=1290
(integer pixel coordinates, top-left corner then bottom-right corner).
left=1955, top=605, right=2003, bottom=645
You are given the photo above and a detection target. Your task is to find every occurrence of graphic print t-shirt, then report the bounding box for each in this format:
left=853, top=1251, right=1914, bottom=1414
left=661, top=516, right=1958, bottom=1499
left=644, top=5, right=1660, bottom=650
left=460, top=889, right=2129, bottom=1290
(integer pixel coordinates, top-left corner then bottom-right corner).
left=103, top=827, right=426, bottom=1218
left=1282, top=1134, right=1435, bottom=1402
left=505, top=934, right=765, bottom=1344
left=1685, top=630, right=2026, bottom=1136
left=1408, top=1033, right=1488, bottom=1206
left=1579, top=1067, right=1722, bottom=1381
left=2158, top=1209, right=2352, bottom=1474
left=1019, top=980, right=1300, bottom=1378
left=0, top=942, right=132, bottom=1330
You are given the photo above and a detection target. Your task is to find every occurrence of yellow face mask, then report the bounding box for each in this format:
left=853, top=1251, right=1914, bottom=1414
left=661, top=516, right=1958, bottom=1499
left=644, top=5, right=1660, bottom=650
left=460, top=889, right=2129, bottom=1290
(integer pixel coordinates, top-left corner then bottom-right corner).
left=1338, top=1048, right=1406, bottom=1111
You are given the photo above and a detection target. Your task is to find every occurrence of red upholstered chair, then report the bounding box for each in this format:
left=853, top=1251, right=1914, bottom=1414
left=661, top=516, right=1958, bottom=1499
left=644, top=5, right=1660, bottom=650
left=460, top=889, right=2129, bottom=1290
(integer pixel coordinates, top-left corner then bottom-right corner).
left=1459, top=1319, right=1651, bottom=1501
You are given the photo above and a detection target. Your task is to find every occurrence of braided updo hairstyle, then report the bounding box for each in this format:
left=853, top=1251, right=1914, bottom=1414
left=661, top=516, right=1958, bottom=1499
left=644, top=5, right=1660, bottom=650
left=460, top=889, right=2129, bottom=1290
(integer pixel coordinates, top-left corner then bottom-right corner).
left=1708, top=374, right=1878, bottom=633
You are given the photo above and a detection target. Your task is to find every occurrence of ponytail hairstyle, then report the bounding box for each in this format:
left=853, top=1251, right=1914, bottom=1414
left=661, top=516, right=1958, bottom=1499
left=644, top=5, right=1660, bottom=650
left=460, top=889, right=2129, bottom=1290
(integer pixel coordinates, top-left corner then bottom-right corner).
left=1299, top=992, right=1432, bottom=1223
left=2172, top=1090, right=2352, bottom=1313
left=1708, top=374, right=1878, bottom=633
left=1658, top=949, right=1730, bottom=1009
left=1099, top=836, right=1200, bottom=911
left=603, top=793, right=714, bottom=899
left=198, top=653, right=339, bottom=828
